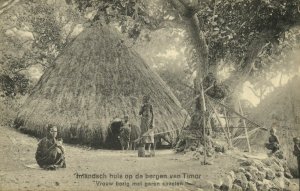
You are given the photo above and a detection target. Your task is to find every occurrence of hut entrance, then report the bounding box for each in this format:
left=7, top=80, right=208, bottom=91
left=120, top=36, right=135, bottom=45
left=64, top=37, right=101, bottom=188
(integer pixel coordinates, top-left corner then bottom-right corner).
left=154, top=136, right=173, bottom=149
left=105, top=119, right=122, bottom=150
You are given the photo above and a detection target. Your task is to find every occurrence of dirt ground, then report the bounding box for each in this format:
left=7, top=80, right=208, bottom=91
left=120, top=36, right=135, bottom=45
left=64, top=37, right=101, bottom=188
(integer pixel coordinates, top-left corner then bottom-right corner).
left=0, top=125, right=298, bottom=191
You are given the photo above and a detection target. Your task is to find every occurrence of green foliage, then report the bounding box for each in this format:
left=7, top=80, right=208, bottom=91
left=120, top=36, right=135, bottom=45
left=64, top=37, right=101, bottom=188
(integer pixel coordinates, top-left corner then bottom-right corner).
left=258, top=28, right=300, bottom=76
left=0, top=96, right=26, bottom=126
left=247, top=27, right=300, bottom=97
left=17, top=1, right=64, bottom=66
left=71, top=0, right=170, bottom=40
left=0, top=50, right=32, bottom=96
left=72, top=0, right=144, bottom=39
left=0, top=0, right=82, bottom=97
left=194, top=0, right=300, bottom=69
left=0, top=74, right=29, bottom=97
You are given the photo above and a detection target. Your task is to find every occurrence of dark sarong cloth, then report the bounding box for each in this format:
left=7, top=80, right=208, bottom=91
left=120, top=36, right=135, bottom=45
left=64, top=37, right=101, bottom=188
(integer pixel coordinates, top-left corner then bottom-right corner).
left=265, top=134, right=280, bottom=153
left=265, top=142, right=280, bottom=153
left=35, top=137, right=66, bottom=169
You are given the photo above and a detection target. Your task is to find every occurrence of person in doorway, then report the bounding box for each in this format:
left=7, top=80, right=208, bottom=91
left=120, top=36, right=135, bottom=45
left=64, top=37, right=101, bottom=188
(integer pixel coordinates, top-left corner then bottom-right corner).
left=139, top=94, right=155, bottom=156
left=265, top=123, right=280, bottom=154
left=35, top=125, right=66, bottom=170
left=119, top=115, right=131, bottom=150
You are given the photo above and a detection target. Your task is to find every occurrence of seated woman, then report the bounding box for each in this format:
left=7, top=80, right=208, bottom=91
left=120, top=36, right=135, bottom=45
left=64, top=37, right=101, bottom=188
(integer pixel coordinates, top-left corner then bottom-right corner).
left=265, top=125, right=280, bottom=154
left=35, top=125, right=66, bottom=170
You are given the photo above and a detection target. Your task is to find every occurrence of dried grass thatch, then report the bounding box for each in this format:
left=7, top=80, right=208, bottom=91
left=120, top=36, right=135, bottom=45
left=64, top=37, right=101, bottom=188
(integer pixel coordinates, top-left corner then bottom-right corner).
left=14, top=24, right=188, bottom=147
left=233, top=75, right=300, bottom=176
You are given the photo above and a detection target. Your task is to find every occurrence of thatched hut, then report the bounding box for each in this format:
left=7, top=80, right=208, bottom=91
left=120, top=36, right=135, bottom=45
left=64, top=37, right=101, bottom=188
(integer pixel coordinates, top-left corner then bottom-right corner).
left=233, top=75, right=300, bottom=176
left=14, top=24, right=188, bottom=148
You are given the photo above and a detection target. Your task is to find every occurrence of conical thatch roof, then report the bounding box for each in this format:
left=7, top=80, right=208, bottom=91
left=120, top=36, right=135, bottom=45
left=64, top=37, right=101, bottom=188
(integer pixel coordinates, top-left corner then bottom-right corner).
left=15, top=24, right=188, bottom=147
left=234, top=75, right=300, bottom=176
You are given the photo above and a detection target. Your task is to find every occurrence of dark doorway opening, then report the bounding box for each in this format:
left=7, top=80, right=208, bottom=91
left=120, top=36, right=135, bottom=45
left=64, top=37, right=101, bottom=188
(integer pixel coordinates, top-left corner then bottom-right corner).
left=105, top=120, right=122, bottom=149
left=154, top=136, right=172, bottom=150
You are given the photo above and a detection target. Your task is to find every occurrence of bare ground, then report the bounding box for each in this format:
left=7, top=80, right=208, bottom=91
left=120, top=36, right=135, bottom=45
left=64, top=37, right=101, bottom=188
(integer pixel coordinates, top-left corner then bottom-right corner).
left=0, top=125, right=298, bottom=191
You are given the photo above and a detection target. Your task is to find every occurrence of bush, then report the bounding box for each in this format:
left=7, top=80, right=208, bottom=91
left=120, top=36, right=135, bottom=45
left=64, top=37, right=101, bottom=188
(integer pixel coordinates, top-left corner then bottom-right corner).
left=0, top=96, right=27, bottom=126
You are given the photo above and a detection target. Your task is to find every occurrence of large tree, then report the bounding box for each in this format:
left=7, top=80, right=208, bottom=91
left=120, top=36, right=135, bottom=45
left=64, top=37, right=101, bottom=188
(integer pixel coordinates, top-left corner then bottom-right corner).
left=159, top=0, right=300, bottom=151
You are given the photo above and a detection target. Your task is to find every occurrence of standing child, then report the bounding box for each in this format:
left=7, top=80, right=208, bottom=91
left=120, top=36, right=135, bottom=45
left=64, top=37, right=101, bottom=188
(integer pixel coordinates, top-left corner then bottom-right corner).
left=119, top=115, right=131, bottom=150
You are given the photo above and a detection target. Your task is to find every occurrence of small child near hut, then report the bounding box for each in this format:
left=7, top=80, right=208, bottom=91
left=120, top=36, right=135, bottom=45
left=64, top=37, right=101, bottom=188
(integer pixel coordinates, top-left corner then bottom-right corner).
left=120, top=115, right=131, bottom=150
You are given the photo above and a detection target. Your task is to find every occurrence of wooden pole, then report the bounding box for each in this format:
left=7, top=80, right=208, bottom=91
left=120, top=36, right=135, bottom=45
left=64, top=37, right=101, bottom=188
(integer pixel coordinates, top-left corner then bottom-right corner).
left=238, top=99, right=251, bottom=153
left=224, top=110, right=233, bottom=148
left=200, top=82, right=207, bottom=165
left=206, top=98, right=231, bottom=147
left=208, top=97, right=265, bottom=129
left=207, top=112, right=212, bottom=136
left=181, top=113, right=189, bottom=129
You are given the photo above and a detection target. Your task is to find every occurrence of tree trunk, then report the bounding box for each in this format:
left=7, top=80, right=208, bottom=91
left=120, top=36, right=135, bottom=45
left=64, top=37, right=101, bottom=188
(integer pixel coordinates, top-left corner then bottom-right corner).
left=168, top=0, right=216, bottom=153
left=181, top=12, right=217, bottom=154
